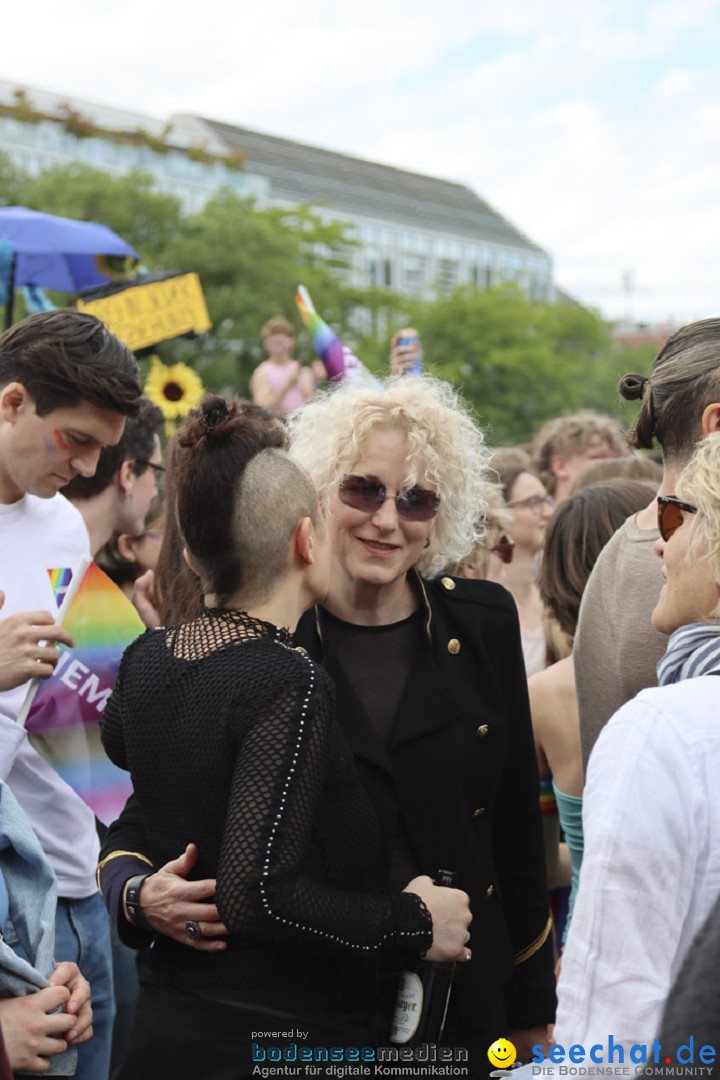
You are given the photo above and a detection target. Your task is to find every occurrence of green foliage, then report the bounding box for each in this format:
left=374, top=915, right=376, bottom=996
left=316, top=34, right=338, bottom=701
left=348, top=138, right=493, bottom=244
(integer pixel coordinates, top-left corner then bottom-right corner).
left=0, top=151, right=26, bottom=206
left=18, top=164, right=182, bottom=259
left=0, top=154, right=661, bottom=443
left=157, top=193, right=358, bottom=396
left=412, top=285, right=643, bottom=444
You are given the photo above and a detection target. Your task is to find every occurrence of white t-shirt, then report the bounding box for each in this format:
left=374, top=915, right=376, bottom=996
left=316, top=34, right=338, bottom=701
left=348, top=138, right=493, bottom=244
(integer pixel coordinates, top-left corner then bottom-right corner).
left=0, top=493, right=99, bottom=897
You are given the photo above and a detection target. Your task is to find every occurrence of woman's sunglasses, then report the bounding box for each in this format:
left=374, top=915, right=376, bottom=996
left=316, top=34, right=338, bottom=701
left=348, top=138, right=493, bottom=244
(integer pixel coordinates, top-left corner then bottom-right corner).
left=657, top=495, right=698, bottom=542
left=491, top=535, right=515, bottom=564
left=338, top=475, right=440, bottom=521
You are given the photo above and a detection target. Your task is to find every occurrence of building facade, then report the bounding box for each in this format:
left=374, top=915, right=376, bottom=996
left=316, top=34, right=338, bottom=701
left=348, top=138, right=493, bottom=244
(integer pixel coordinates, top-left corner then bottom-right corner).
left=0, top=78, right=553, bottom=302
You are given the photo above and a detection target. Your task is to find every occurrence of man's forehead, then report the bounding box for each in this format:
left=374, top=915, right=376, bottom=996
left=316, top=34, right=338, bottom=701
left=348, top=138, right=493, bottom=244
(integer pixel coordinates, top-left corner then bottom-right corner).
left=50, top=401, right=126, bottom=444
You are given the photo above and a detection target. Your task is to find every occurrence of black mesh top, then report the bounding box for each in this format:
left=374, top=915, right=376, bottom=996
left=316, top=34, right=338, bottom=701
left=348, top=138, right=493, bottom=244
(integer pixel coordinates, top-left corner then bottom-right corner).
left=101, top=607, right=432, bottom=1022
left=318, top=607, right=424, bottom=890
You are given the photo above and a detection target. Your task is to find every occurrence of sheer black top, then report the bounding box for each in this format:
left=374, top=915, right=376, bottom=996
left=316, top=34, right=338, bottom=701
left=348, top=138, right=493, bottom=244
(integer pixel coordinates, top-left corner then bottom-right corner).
left=100, top=608, right=432, bottom=1022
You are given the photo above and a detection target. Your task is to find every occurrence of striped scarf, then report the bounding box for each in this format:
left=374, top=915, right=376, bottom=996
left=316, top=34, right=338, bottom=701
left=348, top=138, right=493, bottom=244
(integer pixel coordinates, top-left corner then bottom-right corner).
left=657, top=622, right=720, bottom=686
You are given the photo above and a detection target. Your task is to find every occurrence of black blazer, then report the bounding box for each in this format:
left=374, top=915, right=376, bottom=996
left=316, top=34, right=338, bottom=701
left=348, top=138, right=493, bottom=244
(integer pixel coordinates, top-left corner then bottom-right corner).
left=294, top=572, right=555, bottom=1035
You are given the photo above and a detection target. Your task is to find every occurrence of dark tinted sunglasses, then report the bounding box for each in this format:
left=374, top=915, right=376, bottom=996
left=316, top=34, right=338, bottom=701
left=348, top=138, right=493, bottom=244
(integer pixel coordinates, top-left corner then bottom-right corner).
left=339, top=475, right=440, bottom=521
left=492, top=535, right=515, bottom=564
left=657, top=495, right=698, bottom=542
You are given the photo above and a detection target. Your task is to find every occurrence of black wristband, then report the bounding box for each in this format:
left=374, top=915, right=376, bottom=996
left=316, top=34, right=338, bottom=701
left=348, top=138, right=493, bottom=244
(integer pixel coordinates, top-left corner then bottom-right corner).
left=125, top=874, right=152, bottom=932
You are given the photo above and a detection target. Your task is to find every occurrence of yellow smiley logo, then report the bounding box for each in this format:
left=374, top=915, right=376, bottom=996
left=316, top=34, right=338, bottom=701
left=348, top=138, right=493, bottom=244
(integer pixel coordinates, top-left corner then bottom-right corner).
left=488, top=1038, right=517, bottom=1069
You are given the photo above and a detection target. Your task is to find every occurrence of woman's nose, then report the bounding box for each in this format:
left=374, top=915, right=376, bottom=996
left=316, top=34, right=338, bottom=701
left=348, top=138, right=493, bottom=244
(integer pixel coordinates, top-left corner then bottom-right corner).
left=372, top=495, right=399, bottom=530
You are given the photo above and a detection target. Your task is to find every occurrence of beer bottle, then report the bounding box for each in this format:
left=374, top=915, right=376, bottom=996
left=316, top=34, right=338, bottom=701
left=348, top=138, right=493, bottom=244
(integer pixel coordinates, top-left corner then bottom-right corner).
left=389, top=869, right=458, bottom=1047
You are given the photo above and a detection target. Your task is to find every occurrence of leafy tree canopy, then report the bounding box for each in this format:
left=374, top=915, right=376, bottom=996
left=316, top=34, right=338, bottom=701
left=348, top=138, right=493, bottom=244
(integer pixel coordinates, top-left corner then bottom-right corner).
left=0, top=153, right=655, bottom=445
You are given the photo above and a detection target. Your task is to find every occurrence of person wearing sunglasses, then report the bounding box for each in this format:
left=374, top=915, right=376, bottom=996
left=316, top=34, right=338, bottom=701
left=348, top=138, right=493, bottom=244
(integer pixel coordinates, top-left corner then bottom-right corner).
left=574, top=318, right=720, bottom=774
left=526, top=432, right=720, bottom=1073
left=97, top=395, right=472, bottom=1078
left=287, top=375, right=555, bottom=1072
left=494, top=465, right=555, bottom=676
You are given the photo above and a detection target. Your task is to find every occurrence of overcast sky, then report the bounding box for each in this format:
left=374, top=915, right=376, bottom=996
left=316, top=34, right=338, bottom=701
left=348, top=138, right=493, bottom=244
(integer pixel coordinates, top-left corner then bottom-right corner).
left=5, top=0, right=719, bottom=325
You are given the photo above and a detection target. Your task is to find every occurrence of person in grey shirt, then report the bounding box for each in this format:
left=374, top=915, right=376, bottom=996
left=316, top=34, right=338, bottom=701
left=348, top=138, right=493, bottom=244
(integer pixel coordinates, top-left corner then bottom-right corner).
left=575, top=316, right=720, bottom=774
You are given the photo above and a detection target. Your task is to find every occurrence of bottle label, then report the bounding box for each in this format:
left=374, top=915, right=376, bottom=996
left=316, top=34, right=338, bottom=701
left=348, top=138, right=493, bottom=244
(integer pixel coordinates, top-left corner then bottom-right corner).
left=389, top=970, right=423, bottom=1044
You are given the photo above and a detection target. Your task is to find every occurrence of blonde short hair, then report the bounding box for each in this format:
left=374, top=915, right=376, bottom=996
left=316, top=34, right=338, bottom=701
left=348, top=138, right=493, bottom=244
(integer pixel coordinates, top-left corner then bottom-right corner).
left=531, top=411, right=629, bottom=495
left=676, top=431, right=720, bottom=616
left=287, top=375, right=494, bottom=577
left=261, top=316, right=295, bottom=341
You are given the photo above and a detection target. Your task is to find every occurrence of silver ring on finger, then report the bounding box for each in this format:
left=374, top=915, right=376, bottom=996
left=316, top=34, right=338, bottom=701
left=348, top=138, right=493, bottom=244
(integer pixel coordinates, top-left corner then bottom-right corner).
left=184, top=919, right=202, bottom=940
left=465, top=948, right=472, bottom=962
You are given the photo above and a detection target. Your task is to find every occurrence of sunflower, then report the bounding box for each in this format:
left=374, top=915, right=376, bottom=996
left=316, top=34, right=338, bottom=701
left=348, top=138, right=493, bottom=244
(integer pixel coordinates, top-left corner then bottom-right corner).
left=144, top=357, right=204, bottom=422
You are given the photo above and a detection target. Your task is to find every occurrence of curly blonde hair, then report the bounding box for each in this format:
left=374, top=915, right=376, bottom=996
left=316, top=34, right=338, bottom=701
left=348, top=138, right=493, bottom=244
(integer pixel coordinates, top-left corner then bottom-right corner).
left=444, top=480, right=512, bottom=578
left=287, top=375, right=494, bottom=577
left=676, top=432, right=720, bottom=616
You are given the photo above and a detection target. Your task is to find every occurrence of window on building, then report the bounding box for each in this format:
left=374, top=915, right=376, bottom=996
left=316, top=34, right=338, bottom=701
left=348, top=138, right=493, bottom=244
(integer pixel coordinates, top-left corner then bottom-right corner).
left=403, top=256, right=426, bottom=293
left=438, top=259, right=459, bottom=292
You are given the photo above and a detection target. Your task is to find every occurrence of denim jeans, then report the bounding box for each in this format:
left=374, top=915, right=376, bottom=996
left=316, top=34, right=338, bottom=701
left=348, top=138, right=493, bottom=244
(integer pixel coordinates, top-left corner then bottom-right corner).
left=55, top=893, right=115, bottom=1080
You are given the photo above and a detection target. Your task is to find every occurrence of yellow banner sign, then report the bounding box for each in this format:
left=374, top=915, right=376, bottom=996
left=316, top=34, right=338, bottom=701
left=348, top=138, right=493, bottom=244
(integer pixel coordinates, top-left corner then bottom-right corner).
left=77, top=272, right=211, bottom=351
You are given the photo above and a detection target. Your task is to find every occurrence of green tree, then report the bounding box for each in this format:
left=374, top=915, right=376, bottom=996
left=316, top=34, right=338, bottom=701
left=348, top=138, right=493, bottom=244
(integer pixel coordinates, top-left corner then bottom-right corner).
left=411, top=284, right=640, bottom=445
left=0, top=154, right=661, bottom=434
left=158, top=193, right=360, bottom=395
left=20, top=164, right=182, bottom=260
left=0, top=152, right=25, bottom=207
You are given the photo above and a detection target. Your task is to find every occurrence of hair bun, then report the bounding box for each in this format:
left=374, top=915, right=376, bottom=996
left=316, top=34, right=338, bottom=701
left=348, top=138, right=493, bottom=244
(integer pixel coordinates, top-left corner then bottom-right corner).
left=618, top=373, right=649, bottom=401
left=178, top=394, right=236, bottom=450
left=201, top=396, right=230, bottom=433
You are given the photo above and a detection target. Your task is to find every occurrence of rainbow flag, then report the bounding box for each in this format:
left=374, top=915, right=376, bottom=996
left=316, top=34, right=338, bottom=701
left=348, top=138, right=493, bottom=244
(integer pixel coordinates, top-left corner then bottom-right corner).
left=48, top=567, right=73, bottom=606
left=296, top=285, right=381, bottom=387
left=25, top=562, right=145, bottom=825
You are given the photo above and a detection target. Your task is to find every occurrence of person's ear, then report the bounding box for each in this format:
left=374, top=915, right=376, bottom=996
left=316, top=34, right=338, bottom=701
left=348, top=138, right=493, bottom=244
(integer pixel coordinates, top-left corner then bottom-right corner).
left=118, top=459, right=135, bottom=498
left=183, top=547, right=201, bottom=577
left=116, top=533, right=138, bottom=563
left=0, top=382, right=30, bottom=423
left=550, top=453, right=569, bottom=481
left=294, top=516, right=315, bottom=566
left=700, top=403, right=720, bottom=435
left=459, top=558, right=479, bottom=580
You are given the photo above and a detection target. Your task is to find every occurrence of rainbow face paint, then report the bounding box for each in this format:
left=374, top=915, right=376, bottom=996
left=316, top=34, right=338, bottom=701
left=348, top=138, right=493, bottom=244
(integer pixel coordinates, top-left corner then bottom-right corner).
left=50, top=429, right=69, bottom=451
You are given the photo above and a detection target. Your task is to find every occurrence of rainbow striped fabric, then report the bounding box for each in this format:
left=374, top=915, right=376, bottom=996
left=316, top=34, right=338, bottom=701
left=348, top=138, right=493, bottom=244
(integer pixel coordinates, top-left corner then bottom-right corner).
left=540, top=777, right=558, bottom=816
left=25, top=562, right=145, bottom=825
left=295, top=285, right=380, bottom=387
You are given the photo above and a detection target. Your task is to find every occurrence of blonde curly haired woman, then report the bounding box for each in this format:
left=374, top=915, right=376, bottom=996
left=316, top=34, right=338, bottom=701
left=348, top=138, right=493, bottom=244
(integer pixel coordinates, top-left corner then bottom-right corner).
left=288, top=375, right=555, bottom=1072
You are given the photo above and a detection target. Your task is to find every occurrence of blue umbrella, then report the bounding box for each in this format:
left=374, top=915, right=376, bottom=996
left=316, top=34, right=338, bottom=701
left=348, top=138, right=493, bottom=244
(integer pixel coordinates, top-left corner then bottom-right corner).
left=0, top=206, right=139, bottom=326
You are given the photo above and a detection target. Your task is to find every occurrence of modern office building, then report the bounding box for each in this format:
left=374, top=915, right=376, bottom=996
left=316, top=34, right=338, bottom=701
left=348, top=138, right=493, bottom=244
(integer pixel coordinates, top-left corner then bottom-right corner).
left=0, top=77, right=553, bottom=302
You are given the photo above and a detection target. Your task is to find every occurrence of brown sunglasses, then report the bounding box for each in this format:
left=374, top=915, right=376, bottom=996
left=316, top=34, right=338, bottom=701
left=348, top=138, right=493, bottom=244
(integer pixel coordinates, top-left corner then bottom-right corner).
left=339, top=475, right=440, bottom=521
left=657, top=495, right=698, bottom=542
left=492, top=534, right=515, bottom=564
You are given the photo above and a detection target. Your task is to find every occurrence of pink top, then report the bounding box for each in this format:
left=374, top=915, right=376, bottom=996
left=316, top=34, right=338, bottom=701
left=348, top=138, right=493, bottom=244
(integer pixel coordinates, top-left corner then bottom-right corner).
left=254, top=360, right=308, bottom=414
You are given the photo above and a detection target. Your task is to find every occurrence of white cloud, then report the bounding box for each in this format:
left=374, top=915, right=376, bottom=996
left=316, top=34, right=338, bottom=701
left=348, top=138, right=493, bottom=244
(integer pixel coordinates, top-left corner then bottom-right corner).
left=2, top=0, right=720, bottom=322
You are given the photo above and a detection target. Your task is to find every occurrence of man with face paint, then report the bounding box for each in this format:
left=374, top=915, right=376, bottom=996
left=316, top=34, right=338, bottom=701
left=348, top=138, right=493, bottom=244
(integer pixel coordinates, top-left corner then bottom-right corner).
left=0, top=310, right=142, bottom=1079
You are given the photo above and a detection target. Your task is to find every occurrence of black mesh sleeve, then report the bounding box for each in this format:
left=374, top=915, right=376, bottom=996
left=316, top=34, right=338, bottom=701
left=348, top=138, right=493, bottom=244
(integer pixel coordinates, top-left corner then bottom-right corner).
left=215, top=655, right=431, bottom=956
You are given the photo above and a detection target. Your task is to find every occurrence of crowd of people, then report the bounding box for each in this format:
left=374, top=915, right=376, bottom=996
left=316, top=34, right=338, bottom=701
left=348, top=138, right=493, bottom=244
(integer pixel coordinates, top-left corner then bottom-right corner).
left=1, top=307, right=720, bottom=1079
